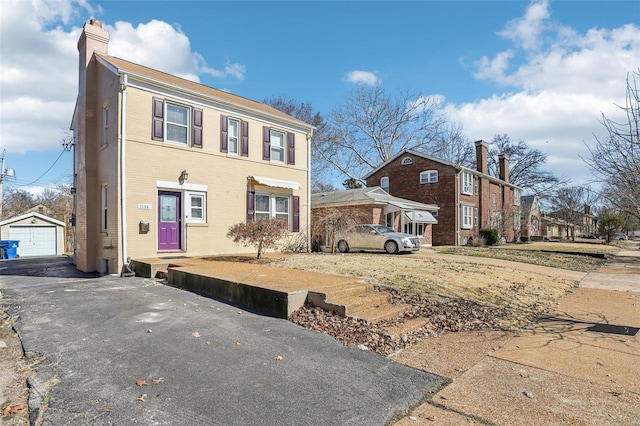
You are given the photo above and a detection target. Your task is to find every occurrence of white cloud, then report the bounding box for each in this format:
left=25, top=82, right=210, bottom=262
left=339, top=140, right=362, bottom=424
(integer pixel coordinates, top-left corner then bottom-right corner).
left=0, top=0, right=245, bottom=154
left=450, top=0, right=639, bottom=186
left=343, top=70, right=380, bottom=86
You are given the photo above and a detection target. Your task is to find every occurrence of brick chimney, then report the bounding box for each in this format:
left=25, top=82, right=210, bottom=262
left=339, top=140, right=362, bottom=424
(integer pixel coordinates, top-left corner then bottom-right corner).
left=475, top=140, right=488, bottom=174
left=499, top=153, right=509, bottom=183
left=78, top=20, right=109, bottom=92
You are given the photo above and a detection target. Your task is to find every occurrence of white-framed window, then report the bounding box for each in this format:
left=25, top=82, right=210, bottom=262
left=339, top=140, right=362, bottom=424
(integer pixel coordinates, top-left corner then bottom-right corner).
left=185, top=192, right=206, bottom=223
left=254, top=194, right=290, bottom=226
left=461, top=171, right=473, bottom=195
left=270, top=130, right=285, bottom=162
left=228, top=118, right=240, bottom=154
left=474, top=177, right=478, bottom=194
left=492, top=193, right=497, bottom=210
left=513, top=188, right=521, bottom=206
left=101, top=105, right=108, bottom=147
left=401, top=156, right=413, bottom=165
left=166, top=103, right=189, bottom=144
left=380, top=177, right=389, bottom=192
left=474, top=208, right=479, bottom=228
left=462, top=205, right=473, bottom=229
left=420, top=170, right=438, bottom=184
left=100, top=184, right=107, bottom=232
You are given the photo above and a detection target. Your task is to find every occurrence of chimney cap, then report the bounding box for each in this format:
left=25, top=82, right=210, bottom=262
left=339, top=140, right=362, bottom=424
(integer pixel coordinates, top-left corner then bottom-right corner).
left=474, top=140, right=487, bottom=147
left=89, top=19, right=103, bottom=28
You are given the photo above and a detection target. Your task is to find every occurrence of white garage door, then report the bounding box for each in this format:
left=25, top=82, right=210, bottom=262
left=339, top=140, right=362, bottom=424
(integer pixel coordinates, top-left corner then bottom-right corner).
left=9, top=226, right=57, bottom=257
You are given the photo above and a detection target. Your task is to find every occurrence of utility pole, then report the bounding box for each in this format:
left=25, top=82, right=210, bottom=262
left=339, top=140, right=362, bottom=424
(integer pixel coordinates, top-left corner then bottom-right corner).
left=0, top=149, right=15, bottom=219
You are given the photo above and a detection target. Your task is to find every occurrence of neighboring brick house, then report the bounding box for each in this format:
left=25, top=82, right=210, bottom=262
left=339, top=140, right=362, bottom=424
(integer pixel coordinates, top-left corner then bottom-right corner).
left=71, top=20, right=313, bottom=274
left=520, top=195, right=541, bottom=240
left=310, top=187, right=438, bottom=248
left=363, top=141, right=522, bottom=246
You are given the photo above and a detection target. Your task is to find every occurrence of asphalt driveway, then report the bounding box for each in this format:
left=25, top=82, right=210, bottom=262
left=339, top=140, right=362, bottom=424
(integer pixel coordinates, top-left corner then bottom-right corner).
left=0, top=257, right=445, bottom=425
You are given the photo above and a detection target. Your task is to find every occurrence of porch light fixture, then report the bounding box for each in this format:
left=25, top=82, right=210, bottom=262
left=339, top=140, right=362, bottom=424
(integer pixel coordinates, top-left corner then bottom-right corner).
left=180, top=170, right=188, bottom=182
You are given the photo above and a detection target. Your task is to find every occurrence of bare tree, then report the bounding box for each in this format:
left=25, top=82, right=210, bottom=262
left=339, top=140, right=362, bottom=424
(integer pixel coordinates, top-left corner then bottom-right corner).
left=263, top=96, right=334, bottom=187
left=548, top=185, right=590, bottom=241
left=598, top=209, right=626, bottom=243
left=311, top=207, right=369, bottom=254
left=584, top=69, right=640, bottom=222
left=488, top=134, right=565, bottom=197
left=426, top=121, right=475, bottom=167
left=319, top=85, right=447, bottom=181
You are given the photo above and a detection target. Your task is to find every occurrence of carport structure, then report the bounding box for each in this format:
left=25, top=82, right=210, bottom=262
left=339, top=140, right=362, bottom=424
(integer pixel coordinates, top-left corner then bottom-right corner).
left=0, top=212, right=66, bottom=256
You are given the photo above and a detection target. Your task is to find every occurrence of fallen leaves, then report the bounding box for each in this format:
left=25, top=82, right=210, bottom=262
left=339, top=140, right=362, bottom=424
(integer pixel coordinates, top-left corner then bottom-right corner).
left=191, top=331, right=201, bottom=338
left=135, top=380, right=148, bottom=387
left=1, top=404, right=27, bottom=416
left=274, top=355, right=283, bottom=361
left=137, top=394, right=147, bottom=402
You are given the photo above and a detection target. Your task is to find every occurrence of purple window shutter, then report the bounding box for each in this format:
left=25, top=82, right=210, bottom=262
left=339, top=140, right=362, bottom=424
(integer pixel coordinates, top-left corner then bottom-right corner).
left=220, top=115, right=228, bottom=153
left=262, top=126, right=271, bottom=160
left=292, top=196, right=300, bottom=232
left=152, top=97, right=164, bottom=140
left=287, top=132, right=295, bottom=165
left=192, top=108, right=203, bottom=148
left=241, top=120, right=249, bottom=157
left=246, top=191, right=255, bottom=222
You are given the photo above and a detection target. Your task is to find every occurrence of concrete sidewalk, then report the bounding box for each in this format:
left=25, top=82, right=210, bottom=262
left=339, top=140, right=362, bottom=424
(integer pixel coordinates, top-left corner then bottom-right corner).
left=396, top=245, right=640, bottom=425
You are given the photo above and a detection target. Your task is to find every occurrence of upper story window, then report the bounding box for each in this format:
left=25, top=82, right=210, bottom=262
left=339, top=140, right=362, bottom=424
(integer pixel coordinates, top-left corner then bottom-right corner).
left=270, top=130, right=285, bottom=162
left=380, top=177, right=389, bottom=192
left=461, top=171, right=473, bottom=195
left=514, top=188, right=521, bottom=206
left=492, top=193, right=497, bottom=210
left=166, top=104, right=189, bottom=144
left=420, top=170, right=438, bottom=184
left=228, top=118, right=240, bottom=154
left=262, top=126, right=295, bottom=165
left=401, top=157, right=413, bottom=165
left=152, top=97, right=203, bottom=148
left=474, top=177, right=479, bottom=194
left=101, top=105, right=108, bottom=147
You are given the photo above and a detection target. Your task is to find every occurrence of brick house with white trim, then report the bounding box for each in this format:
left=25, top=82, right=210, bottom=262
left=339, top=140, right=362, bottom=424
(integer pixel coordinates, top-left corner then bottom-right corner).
left=363, top=141, right=521, bottom=246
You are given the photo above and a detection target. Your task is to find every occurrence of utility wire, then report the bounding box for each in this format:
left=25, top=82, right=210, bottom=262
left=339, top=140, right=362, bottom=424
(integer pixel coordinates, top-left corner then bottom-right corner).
left=16, top=148, right=67, bottom=187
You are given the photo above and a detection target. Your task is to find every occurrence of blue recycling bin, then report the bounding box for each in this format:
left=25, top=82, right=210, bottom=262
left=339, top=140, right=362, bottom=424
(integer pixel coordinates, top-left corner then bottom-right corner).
left=0, top=240, right=19, bottom=259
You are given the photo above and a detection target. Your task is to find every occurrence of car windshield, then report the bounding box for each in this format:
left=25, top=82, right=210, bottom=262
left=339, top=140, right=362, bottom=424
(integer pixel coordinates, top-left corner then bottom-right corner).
left=371, top=225, right=394, bottom=234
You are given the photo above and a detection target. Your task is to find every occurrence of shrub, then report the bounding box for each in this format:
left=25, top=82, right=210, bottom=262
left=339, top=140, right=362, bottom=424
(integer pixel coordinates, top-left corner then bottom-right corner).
left=227, top=219, right=288, bottom=259
left=520, top=236, right=530, bottom=243
left=480, top=228, right=499, bottom=246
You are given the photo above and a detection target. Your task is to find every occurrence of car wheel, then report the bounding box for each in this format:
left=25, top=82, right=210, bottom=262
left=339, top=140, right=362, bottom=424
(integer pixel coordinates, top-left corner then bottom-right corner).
left=337, top=240, right=350, bottom=253
left=384, top=240, right=399, bottom=254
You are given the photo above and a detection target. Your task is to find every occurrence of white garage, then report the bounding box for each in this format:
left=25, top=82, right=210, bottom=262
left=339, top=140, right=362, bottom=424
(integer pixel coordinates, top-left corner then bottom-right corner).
left=0, top=212, right=66, bottom=257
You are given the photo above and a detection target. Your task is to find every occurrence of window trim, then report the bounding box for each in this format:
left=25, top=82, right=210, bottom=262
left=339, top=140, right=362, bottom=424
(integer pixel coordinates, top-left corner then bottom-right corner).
left=461, top=171, right=473, bottom=195
left=380, top=176, right=389, bottom=192
left=101, top=104, right=108, bottom=147
left=185, top=191, right=206, bottom=224
left=420, top=170, right=438, bottom=184
left=254, top=193, right=291, bottom=228
left=270, top=129, right=286, bottom=162
left=165, top=102, right=190, bottom=145
left=462, top=205, right=473, bottom=229
left=227, top=118, right=240, bottom=155
left=100, top=184, right=108, bottom=233
left=513, top=188, right=521, bottom=206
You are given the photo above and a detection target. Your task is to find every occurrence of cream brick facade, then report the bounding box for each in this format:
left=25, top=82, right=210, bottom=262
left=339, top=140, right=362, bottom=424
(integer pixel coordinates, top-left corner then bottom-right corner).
left=72, top=20, right=313, bottom=274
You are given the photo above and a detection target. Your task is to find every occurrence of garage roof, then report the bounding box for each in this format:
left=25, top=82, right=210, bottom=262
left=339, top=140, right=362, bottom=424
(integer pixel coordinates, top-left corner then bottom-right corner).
left=0, top=212, right=66, bottom=227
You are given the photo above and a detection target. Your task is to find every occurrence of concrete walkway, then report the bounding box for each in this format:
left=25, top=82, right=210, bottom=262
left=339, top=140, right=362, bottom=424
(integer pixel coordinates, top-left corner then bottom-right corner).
left=396, top=244, right=640, bottom=425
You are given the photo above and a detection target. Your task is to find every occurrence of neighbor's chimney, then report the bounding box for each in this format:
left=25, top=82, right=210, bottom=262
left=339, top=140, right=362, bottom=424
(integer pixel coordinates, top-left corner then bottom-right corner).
left=475, top=140, right=488, bottom=174
left=499, top=153, right=509, bottom=183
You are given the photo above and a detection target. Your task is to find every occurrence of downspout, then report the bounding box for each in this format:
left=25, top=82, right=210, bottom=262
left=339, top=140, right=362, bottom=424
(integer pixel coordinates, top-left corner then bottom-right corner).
left=455, top=171, right=460, bottom=246
left=119, top=74, right=133, bottom=276
left=306, top=129, right=313, bottom=252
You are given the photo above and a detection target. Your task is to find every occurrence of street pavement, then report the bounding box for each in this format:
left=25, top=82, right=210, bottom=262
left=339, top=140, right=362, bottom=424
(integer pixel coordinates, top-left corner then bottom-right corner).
left=0, top=257, right=445, bottom=426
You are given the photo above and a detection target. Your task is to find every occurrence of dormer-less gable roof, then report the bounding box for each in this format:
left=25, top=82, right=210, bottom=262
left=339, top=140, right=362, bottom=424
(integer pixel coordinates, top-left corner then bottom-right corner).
left=363, top=149, right=522, bottom=190
left=0, top=212, right=66, bottom=227
left=94, top=54, right=314, bottom=132
left=311, top=186, right=439, bottom=211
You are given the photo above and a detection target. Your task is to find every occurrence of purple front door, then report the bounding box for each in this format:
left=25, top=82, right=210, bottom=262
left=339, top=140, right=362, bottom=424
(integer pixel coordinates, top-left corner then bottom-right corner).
left=158, top=191, right=181, bottom=250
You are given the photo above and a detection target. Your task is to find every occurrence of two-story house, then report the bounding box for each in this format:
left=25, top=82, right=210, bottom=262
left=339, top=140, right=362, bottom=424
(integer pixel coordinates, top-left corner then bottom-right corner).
left=71, top=20, right=314, bottom=274
left=363, top=141, right=521, bottom=245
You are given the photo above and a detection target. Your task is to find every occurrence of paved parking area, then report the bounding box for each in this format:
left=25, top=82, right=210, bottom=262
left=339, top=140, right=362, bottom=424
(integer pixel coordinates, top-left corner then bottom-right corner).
left=0, top=257, right=445, bottom=426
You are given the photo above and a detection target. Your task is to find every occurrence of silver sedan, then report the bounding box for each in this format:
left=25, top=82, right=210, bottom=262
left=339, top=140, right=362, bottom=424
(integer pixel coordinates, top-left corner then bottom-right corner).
left=336, top=224, right=422, bottom=254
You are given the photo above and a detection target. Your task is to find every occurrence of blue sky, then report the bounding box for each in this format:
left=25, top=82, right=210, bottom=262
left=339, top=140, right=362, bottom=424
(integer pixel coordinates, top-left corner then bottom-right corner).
left=0, top=0, right=638, bottom=195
